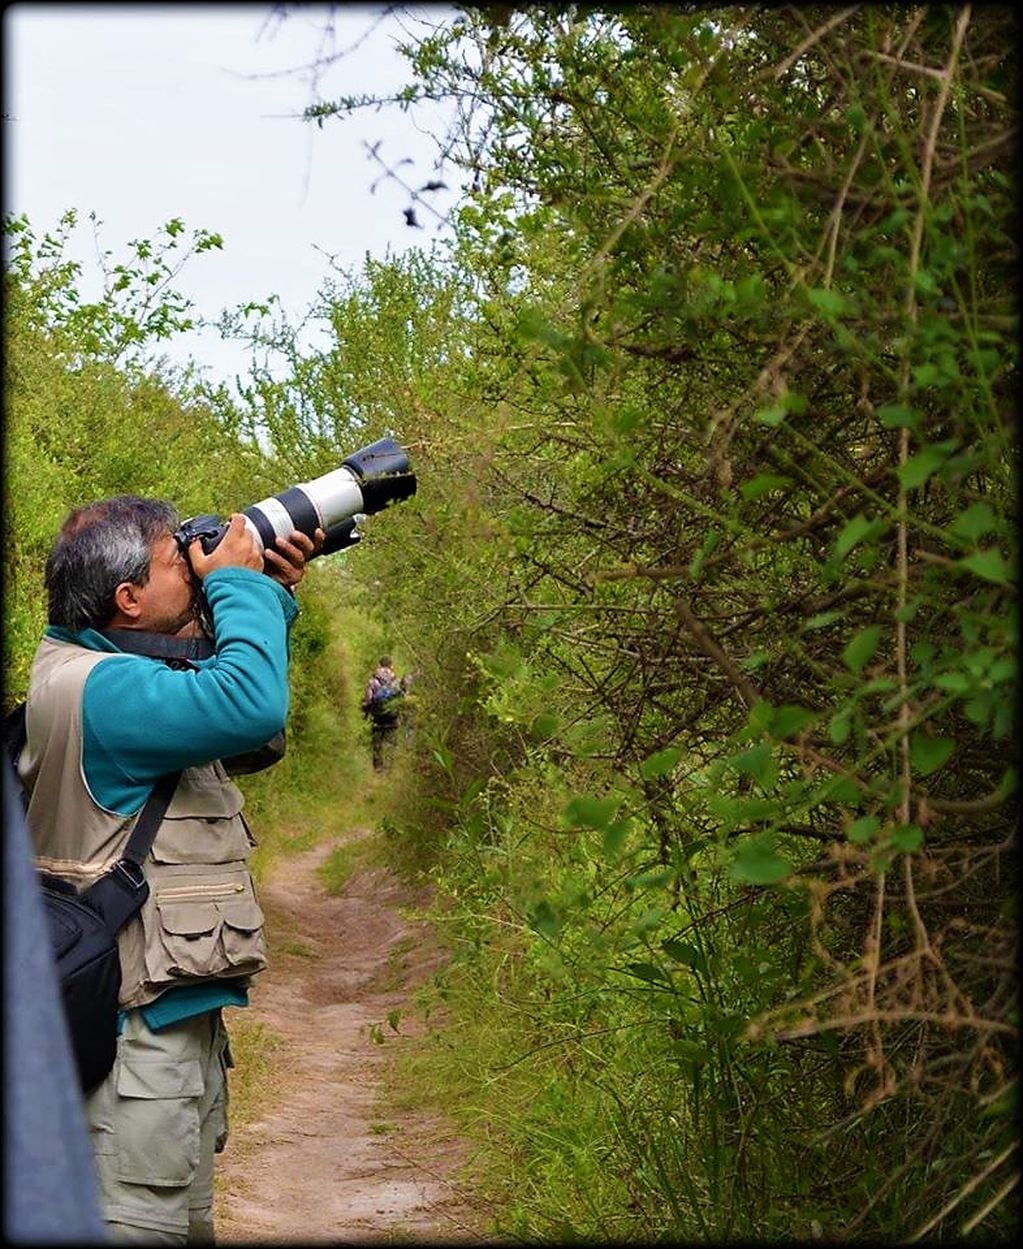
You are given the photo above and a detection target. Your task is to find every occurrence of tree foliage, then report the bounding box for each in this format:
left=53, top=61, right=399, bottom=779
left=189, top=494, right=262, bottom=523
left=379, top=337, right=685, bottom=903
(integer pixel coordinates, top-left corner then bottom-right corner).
left=2, top=212, right=336, bottom=740
left=5, top=5, right=1016, bottom=1242
left=306, top=5, right=1017, bottom=1240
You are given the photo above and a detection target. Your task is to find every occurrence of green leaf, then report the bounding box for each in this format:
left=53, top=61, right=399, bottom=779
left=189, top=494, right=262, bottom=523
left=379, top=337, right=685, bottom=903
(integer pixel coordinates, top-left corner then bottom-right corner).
left=623, top=961, right=674, bottom=987
left=968, top=347, right=1000, bottom=376
left=670, top=1038, right=711, bottom=1064
left=479, top=644, right=522, bottom=677
left=563, top=795, right=618, bottom=830
left=516, top=305, right=569, bottom=349
left=829, top=707, right=852, bottom=744
left=528, top=900, right=560, bottom=937
left=897, top=441, right=957, bottom=490
left=818, top=774, right=862, bottom=804
left=602, top=819, right=632, bottom=858
left=735, top=275, right=766, bottom=303
left=876, top=403, right=920, bottom=430
left=965, top=690, right=995, bottom=726
left=626, top=866, right=675, bottom=889
left=881, top=207, right=910, bottom=233
left=689, top=528, right=720, bottom=576
left=662, top=940, right=707, bottom=972
left=834, top=513, right=879, bottom=559
left=909, top=735, right=954, bottom=777
left=755, top=404, right=787, bottom=427
left=890, top=823, right=924, bottom=852
left=731, top=742, right=776, bottom=785
left=982, top=1084, right=1018, bottom=1119
left=913, top=269, right=939, bottom=295
left=843, top=625, right=882, bottom=674
left=707, top=793, right=775, bottom=830
left=639, top=746, right=682, bottom=779
left=803, top=609, right=843, bottom=631
left=630, top=907, right=668, bottom=937
left=950, top=502, right=999, bottom=542
left=706, top=793, right=741, bottom=828
left=740, top=472, right=790, bottom=501
left=780, top=391, right=809, bottom=415
left=848, top=815, right=880, bottom=843
left=729, top=838, right=792, bottom=886
left=806, top=287, right=848, bottom=316
left=964, top=647, right=996, bottom=676
left=613, top=406, right=643, bottom=435
left=959, top=548, right=1013, bottom=585
left=911, top=362, right=942, bottom=388
left=530, top=712, right=560, bottom=740
left=771, top=705, right=816, bottom=740
left=932, top=671, right=971, bottom=693
left=744, top=700, right=776, bottom=737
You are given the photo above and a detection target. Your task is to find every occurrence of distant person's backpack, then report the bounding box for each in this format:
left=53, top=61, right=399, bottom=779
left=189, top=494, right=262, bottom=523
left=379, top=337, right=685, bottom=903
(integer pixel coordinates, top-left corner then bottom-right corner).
left=362, top=667, right=401, bottom=723
left=4, top=701, right=179, bottom=1093
left=372, top=675, right=400, bottom=709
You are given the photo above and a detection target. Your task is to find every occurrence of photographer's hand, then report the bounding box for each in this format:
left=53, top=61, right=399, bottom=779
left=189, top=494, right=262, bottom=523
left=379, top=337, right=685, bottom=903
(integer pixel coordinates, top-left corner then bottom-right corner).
left=262, top=528, right=325, bottom=591
left=189, top=514, right=264, bottom=579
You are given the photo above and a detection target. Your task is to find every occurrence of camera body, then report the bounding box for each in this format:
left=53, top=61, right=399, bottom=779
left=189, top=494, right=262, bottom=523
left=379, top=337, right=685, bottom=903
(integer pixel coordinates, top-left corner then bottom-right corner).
left=174, top=437, right=416, bottom=563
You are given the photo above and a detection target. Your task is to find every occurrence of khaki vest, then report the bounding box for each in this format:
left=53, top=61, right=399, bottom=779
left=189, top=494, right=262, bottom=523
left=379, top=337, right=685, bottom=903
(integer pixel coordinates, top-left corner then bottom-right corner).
left=20, top=637, right=267, bottom=1009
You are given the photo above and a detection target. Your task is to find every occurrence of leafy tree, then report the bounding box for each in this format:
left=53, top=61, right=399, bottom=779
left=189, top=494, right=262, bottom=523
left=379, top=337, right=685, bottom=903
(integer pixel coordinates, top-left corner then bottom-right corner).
left=3, top=208, right=362, bottom=824
left=304, top=5, right=1017, bottom=1240
left=4, top=213, right=259, bottom=695
left=10, top=4, right=1013, bottom=1239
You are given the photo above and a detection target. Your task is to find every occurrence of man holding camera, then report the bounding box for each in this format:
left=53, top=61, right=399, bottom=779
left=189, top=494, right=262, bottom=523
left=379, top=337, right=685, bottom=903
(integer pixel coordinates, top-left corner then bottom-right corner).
left=16, top=494, right=323, bottom=1244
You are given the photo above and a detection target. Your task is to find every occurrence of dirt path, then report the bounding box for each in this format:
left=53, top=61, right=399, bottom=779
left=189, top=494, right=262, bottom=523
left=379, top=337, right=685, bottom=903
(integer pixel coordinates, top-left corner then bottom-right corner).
left=214, top=830, right=491, bottom=1244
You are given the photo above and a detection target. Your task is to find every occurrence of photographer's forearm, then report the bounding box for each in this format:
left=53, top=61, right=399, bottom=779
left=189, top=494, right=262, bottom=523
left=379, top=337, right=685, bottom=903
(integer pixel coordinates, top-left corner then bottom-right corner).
left=80, top=568, right=297, bottom=813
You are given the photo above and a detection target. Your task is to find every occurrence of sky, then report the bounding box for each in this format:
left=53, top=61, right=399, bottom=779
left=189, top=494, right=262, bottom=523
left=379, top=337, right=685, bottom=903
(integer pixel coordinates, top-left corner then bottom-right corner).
left=4, top=3, right=461, bottom=386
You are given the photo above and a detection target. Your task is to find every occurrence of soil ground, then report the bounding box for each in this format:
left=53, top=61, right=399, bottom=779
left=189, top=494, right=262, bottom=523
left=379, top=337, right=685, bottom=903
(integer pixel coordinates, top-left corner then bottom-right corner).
left=213, top=829, right=493, bottom=1245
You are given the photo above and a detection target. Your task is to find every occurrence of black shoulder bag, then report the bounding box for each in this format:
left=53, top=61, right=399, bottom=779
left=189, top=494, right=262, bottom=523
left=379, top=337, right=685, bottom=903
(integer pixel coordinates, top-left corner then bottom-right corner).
left=5, top=701, right=180, bottom=1093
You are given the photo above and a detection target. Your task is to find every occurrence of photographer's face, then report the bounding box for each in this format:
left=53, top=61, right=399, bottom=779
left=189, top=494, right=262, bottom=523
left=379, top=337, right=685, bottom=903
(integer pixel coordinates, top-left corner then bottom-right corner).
left=114, top=532, right=196, bottom=634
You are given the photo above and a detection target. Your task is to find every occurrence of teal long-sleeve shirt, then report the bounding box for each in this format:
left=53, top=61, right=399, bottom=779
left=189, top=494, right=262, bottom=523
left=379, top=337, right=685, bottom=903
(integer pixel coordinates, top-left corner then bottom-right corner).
left=47, top=566, right=298, bottom=816
left=44, top=566, right=298, bottom=1031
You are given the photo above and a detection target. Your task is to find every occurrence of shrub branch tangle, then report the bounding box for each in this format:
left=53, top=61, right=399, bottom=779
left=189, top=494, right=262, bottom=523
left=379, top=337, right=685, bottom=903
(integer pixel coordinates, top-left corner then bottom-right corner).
left=314, top=6, right=1016, bottom=1240
left=5, top=5, right=1015, bottom=1242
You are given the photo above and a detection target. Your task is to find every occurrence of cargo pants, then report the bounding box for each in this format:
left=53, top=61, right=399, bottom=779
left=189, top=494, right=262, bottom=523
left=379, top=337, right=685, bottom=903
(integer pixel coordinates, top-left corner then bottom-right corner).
left=85, top=1008, right=232, bottom=1243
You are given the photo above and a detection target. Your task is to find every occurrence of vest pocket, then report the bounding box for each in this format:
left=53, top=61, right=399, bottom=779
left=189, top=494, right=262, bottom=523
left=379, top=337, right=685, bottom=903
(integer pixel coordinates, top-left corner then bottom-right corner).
left=153, top=814, right=252, bottom=864
left=219, top=898, right=265, bottom=967
left=147, top=872, right=267, bottom=985
left=157, top=901, right=221, bottom=976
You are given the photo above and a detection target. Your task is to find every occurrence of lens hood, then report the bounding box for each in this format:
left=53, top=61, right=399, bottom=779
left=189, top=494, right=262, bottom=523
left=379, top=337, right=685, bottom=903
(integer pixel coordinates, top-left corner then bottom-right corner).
left=341, top=437, right=417, bottom=514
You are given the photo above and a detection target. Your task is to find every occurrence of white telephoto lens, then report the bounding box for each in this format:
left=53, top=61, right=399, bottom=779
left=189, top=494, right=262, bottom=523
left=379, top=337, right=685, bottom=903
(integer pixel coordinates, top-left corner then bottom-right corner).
left=294, top=467, right=365, bottom=530
left=244, top=497, right=295, bottom=545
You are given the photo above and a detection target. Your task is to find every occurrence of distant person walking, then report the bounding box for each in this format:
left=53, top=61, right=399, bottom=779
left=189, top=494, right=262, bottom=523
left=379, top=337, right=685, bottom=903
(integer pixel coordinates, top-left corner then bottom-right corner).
left=361, top=656, right=403, bottom=771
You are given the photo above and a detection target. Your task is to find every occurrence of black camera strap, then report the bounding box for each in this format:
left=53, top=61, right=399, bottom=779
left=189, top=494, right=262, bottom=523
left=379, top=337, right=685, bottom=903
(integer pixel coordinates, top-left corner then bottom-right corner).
left=89, top=769, right=182, bottom=920
left=121, top=770, right=182, bottom=869
left=96, top=629, right=215, bottom=664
